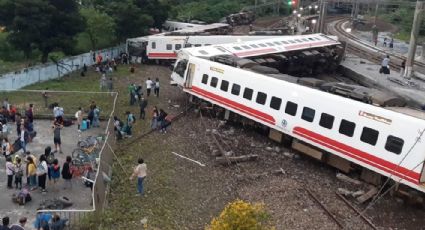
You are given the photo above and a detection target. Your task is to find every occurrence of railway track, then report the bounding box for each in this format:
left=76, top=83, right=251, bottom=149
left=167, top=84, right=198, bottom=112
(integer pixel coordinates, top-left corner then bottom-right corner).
left=328, top=18, right=425, bottom=72
left=306, top=188, right=378, bottom=230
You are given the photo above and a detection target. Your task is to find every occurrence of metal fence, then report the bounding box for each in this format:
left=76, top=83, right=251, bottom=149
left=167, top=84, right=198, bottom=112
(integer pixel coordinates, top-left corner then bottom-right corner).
left=0, top=45, right=125, bottom=90
left=35, top=92, right=118, bottom=230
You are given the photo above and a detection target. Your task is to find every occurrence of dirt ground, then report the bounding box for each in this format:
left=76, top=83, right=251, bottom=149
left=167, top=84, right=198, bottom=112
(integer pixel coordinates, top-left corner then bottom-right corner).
left=100, top=64, right=425, bottom=230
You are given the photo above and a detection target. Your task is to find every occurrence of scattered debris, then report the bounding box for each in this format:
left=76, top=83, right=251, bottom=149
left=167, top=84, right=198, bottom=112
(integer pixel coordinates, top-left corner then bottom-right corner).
left=171, top=152, right=206, bottom=167
left=357, top=186, right=378, bottom=203
left=336, top=173, right=362, bottom=185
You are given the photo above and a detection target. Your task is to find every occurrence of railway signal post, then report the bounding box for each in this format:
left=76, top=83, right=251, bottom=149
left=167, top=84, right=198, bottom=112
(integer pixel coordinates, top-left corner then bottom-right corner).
left=406, top=1, right=424, bottom=78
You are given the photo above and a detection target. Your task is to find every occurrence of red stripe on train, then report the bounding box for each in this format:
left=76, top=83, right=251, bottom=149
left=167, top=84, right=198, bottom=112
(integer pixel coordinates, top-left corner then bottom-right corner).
left=148, top=52, right=177, bottom=58
left=293, top=126, right=420, bottom=184
left=285, top=40, right=337, bottom=50
left=191, top=86, right=275, bottom=125
left=234, top=48, right=277, bottom=57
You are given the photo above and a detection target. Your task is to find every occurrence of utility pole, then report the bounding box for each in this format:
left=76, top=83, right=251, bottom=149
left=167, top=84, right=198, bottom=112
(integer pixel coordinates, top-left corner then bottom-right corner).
left=406, top=1, right=424, bottom=78
left=374, top=1, right=379, bottom=25
left=319, top=0, right=327, bottom=33
left=354, top=0, right=359, bottom=20
left=254, top=0, right=257, bottom=16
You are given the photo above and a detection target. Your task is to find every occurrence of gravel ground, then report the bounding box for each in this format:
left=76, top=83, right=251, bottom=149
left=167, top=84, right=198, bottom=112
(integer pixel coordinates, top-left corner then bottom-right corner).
left=103, top=64, right=425, bottom=229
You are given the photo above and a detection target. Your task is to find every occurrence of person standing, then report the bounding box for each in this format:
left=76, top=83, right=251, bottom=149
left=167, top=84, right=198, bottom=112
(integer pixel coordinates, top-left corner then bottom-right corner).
left=27, top=156, right=37, bottom=190
left=10, top=217, right=27, bottom=230
left=92, top=106, right=100, bottom=128
left=107, top=78, right=114, bottom=96
left=125, top=111, right=135, bottom=136
left=139, top=98, right=148, bottom=119
left=2, top=137, right=11, bottom=158
left=380, top=55, right=390, bottom=75
left=52, top=121, right=63, bottom=154
left=383, top=37, right=387, bottom=47
left=130, top=158, right=147, bottom=196
left=20, top=126, right=27, bottom=154
left=14, top=157, right=24, bottom=190
left=37, top=155, right=48, bottom=193
left=151, top=106, right=158, bottom=130
left=389, top=38, right=394, bottom=49
left=400, top=59, right=406, bottom=78
left=62, top=156, right=73, bottom=189
left=50, top=159, right=60, bottom=192
left=128, top=83, right=136, bottom=106
left=42, top=88, right=49, bottom=108
left=26, top=104, right=34, bottom=124
left=6, top=156, right=14, bottom=189
left=145, top=78, right=153, bottom=97
left=16, top=113, right=22, bottom=137
left=75, top=107, right=83, bottom=131
left=154, top=78, right=160, bottom=97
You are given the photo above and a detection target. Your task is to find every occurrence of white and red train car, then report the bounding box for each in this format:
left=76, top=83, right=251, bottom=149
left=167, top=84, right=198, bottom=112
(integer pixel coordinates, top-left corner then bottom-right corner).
left=170, top=34, right=425, bottom=194
left=127, top=35, right=284, bottom=61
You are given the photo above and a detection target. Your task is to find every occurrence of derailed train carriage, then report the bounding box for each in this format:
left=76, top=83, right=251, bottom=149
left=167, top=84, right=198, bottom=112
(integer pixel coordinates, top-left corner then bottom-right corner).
left=170, top=33, right=425, bottom=197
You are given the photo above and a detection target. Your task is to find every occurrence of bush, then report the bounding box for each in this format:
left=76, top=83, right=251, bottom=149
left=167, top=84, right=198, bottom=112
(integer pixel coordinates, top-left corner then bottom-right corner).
left=206, top=199, right=275, bottom=230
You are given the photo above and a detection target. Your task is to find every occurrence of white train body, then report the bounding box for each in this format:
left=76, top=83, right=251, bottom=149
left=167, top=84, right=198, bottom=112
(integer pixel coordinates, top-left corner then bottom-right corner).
left=171, top=34, right=425, bottom=193
left=128, top=35, right=285, bottom=60
left=162, top=20, right=203, bottom=31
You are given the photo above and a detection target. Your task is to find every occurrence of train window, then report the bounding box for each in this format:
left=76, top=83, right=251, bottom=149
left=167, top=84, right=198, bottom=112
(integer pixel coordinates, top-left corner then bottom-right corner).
left=152, top=42, right=156, bottom=49
left=295, top=39, right=302, bottom=43
left=319, top=113, right=334, bottom=129
left=233, top=46, right=242, bottom=50
left=360, top=127, right=379, bottom=146
left=285, top=101, right=298, bottom=116
left=243, top=88, right=253, bottom=100
left=385, top=136, right=404, bottom=155
left=302, top=38, right=309, bottom=41
left=274, top=41, right=281, bottom=45
left=339, top=119, right=356, bottom=137
left=242, top=45, right=251, bottom=49
left=259, top=43, right=267, bottom=47
left=289, top=40, right=296, bottom=44
left=231, top=84, right=241, bottom=95
left=166, top=44, right=172, bottom=50
left=308, top=38, right=314, bottom=41
left=270, top=97, right=282, bottom=110
left=199, top=50, right=209, bottom=55
left=194, top=44, right=202, bottom=47
left=281, top=41, right=289, bottom=44
left=250, top=44, right=259, bottom=48
left=301, top=107, right=315, bottom=122
left=175, top=44, right=182, bottom=50
left=205, top=44, right=211, bottom=46
left=184, top=44, right=192, bottom=48
left=201, top=74, right=209, bottom=84
left=266, top=42, right=275, bottom=46
left=256, top=92, right=267, bottom=105
left=210, top=77, right=218, bottom=88
left=220, top=80, right=229, bottom=92
left=314, top=37, right=320, bottom=41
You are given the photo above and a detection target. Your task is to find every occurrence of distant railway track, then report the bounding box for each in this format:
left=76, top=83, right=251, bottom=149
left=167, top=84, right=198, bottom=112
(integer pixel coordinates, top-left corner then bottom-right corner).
left=328, top=18, right=425, bottom=72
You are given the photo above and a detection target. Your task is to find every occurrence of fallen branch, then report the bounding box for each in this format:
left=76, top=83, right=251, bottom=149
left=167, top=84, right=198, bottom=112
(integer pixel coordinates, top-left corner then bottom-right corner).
left=171, top=152, right=206, bottom=167
left=216, top=154, right=258, bottom=165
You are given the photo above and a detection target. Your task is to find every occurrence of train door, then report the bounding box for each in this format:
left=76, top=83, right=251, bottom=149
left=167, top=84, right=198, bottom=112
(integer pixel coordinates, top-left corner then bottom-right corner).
left=184, top=63, right=195, bottom=88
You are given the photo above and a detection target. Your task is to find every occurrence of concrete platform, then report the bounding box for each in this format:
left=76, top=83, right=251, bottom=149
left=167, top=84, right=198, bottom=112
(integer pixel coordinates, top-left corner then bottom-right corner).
left=340, top=54, right=425, bottom=108
left=0, top=120, right=105, bottom=227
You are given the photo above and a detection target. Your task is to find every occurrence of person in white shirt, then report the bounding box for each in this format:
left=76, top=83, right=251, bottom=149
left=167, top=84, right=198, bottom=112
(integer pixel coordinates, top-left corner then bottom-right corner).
left=20, top=126, right=26, bottom=154
left=145, top=78, right=153, bottom=97
left=380, top=55, right=390, bottom=75
left=130, top=158, right=147, bottom=196
left=6, top=156, right=14, bottom=189
left=2, top=137, right=11, bottom=157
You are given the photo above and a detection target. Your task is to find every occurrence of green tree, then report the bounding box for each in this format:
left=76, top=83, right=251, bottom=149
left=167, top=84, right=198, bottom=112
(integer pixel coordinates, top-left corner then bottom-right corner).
left=0, top=0, right=85, bottom=63
left=80, top=8, right=116, bottom=50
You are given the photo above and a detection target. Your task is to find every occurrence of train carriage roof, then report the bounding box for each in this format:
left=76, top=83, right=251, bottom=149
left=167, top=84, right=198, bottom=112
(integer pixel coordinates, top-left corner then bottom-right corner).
left=181, top=33, right=340, bottom=58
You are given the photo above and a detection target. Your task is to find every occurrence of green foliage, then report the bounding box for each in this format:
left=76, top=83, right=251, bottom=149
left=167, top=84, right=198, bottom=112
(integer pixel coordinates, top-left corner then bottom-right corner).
left=0, top=0, right=85, bottom=63
left=80, top=8, right=116, bottom=50
left=172, top=0, right=253, bottom=23
left=206, top=199, right=275, bottom=230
